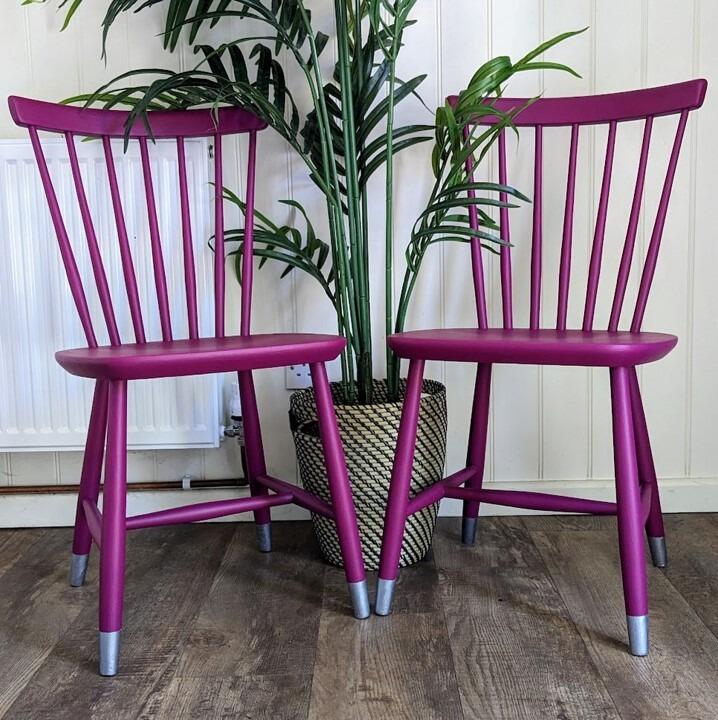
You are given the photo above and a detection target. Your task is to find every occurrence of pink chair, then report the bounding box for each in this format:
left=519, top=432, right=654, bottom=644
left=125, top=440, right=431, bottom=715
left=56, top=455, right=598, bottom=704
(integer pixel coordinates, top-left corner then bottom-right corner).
left=375, top=80, right=707, bottom=656
left=8, top=97, right=369, bottom=676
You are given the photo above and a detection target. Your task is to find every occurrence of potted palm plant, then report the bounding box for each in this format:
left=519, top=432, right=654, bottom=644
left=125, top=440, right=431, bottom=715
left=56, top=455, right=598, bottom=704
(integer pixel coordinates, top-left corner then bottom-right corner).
left=33, top=0, right=580, bottom=569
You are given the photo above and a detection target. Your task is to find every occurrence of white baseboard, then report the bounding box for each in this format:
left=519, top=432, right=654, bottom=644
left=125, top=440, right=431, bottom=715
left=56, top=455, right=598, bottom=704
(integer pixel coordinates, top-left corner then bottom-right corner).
left=2, top=476, right=718, bottom=528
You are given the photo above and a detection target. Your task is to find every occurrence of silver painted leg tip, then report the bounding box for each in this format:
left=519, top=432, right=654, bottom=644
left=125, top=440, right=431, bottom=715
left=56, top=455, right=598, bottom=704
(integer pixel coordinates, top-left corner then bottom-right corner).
left=462, top=517, right=478, bottom=546
left=256, top=523, right=272, bottom=553
left=648, top=536, right=667, bottom=568
left=69, top=553, right=89, bottom=587
left=627, top=614, right=649, bottom=657
left=99, top=630, right=121, bottom=676
left=348, top=580, right=370, bottom=620
left=375, top=578, right=396, bottom=616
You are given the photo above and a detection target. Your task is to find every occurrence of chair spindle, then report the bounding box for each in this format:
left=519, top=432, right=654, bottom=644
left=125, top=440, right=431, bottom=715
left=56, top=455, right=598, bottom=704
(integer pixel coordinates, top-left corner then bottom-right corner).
left=583, top=120, right=617, bottom=332
left=464, top=128, right=489, bottom=330
left=66, top=132, right=121, bottom=346
left=102, top=136, right=146, bottom=344
left=631, top=110, right=690, bottom=332
left=498, top=131, right=513, bottom=329
left=138, top=137, right=172, bottom=342
left=241, top=131, right=258, bottom=337
left=29, top=127, right=98, bottom=348
left=213, top=133, right=225, bottom=338
left=608, top=117, right=653, bottom=332
left=530, top=126, right=543, bottom=330
left=557, top=124, right=580, bottom=332
left=176, top=137, right=199, bottom=340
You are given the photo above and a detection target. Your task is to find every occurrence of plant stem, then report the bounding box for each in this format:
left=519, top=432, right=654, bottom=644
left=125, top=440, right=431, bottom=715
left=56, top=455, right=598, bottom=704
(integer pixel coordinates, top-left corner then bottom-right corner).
left=385, top=60, right=397, bottom=399
left=298, top=0, right=361, bottom=398
left=335, top=0, right=373, bottom=403
left=327, top=204, right=355, bottom=394
left=356, top=5, right=374, bottom=405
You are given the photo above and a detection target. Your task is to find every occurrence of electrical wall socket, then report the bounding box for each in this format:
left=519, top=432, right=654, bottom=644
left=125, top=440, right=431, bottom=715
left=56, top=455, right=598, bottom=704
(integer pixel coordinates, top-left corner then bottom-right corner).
left=285, top=364, right=312, bottom=389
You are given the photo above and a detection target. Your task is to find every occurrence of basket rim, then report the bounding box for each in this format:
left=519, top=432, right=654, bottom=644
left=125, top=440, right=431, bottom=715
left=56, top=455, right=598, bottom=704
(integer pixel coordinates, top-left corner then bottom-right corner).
left=291, top=378, right=447, bottom=438
left=289, top=377, right=446, bottom=410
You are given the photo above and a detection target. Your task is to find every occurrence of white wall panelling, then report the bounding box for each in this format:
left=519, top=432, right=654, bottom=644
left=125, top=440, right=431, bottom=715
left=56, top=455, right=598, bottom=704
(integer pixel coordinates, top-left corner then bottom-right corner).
left=1, top=0, right=718, bottom=521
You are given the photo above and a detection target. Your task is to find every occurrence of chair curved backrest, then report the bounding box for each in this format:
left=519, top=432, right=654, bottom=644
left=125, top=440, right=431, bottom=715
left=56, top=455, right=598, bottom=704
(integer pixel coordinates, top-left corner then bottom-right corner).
left=448, top=79, right=707, bottom=333
left=8, top=97, right=267, bottom=348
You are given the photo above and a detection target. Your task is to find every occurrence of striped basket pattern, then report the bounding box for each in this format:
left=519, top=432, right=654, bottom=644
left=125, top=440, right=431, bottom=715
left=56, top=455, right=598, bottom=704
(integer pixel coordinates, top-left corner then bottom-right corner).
left=289, top=379, right=447, bottom=571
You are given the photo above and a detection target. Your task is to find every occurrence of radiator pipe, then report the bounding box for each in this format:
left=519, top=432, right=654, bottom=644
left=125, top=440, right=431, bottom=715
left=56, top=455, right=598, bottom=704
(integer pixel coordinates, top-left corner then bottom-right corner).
left=1, top=419, right=251, bottom=496
left=0, top=477, right=248, bottom=496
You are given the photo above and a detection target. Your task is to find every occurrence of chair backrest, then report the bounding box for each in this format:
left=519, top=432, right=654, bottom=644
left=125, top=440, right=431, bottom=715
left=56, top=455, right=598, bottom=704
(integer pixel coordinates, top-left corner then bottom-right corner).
left=449, top=79, right=707, bottom=333
left=8, top=97, right=267, bottom=348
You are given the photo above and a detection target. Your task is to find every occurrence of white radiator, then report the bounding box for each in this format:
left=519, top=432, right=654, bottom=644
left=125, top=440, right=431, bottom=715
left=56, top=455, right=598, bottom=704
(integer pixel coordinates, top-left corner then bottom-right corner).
left=0, top=138, right=221, bottom=451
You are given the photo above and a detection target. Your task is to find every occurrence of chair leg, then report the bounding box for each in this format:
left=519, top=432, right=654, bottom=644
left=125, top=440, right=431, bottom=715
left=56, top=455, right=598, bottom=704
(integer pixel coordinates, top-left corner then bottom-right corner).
left=70, top=380, right=109, bottom=587
left=237, top=371, right=272, bottom=553
left=610, top=367, right=650, bottom=657
left=376, top=359, right=425, bottom=616
left=629, top=369, right=667, bottom=568
left=98, top=380, right=128, bottom=676
left=462, top=364, right=492, bottom=546
left=310, top=362, right=369, bottom=620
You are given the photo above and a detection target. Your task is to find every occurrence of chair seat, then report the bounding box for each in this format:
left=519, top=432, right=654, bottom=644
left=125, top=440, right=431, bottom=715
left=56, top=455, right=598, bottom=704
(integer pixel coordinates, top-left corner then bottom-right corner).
left=388, top=328, right=677, bottom=367
left=56, top=333, right=346, bottom=380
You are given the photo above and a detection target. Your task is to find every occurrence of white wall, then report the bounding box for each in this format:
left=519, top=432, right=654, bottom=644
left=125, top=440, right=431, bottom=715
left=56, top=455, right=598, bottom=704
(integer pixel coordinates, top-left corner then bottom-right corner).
left=1, top=0, right=717, bottom=515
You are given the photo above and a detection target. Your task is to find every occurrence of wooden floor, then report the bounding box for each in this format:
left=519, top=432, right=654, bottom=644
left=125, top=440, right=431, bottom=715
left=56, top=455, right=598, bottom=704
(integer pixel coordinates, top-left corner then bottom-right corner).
left=1, top=514, right=718, bottom=719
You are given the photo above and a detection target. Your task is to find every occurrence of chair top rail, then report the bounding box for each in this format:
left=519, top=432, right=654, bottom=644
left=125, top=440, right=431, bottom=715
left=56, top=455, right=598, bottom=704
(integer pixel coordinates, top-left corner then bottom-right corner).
left=448, top=79, right=707, bottom=127
left=8, top=96, right=267, bottom=138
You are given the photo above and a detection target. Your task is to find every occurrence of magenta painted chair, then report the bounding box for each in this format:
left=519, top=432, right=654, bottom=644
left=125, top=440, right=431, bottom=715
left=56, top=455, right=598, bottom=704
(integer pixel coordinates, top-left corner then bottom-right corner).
left=8, top=97, right=369, bottom=676
left=375, top=80, right=707, bottom=656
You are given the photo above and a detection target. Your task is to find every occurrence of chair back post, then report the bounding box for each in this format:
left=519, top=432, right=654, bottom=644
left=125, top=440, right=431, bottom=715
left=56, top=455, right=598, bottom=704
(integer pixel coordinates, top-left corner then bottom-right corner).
left=8, top=97, right=267, bottom=347
left=450, top=79, right=707, bottom=333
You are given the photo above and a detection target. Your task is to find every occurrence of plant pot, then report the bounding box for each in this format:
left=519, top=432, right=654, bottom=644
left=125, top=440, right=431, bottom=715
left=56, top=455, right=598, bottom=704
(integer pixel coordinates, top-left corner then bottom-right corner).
left=289, top=379, right=447, bottom=571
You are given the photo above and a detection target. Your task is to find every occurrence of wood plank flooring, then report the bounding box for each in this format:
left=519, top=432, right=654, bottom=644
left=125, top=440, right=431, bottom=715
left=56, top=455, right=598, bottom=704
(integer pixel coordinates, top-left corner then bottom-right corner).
left=1, top=515, right=718, bottom=719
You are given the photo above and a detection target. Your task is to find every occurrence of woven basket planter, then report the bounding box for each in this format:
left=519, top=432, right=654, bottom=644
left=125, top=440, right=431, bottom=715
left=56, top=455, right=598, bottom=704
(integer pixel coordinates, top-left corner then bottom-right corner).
left=289, top=379, right=447, bottom=571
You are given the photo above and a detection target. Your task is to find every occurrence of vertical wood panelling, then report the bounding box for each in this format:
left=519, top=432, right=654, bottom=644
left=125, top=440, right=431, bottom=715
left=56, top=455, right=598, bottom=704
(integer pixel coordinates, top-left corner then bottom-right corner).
left=440, top=1, right=493, bottom=480
left=489, top=0, right=542, bottom=482
left=215, top=15, right=297, bottom=483
left=0, top=1, right=715, bottom=497
left=683, top=0, right=701, bottom=479
left=0, top=452, right=10, bottom=486
left=540, top=0, right=593, bottom=482
left=639, top=0, right=695, bottom=480
left=590, top=0, right=645, bottom=480
left=688, top=0, right=718, bottom=479
left=394, top=0, right=444, bottom=391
